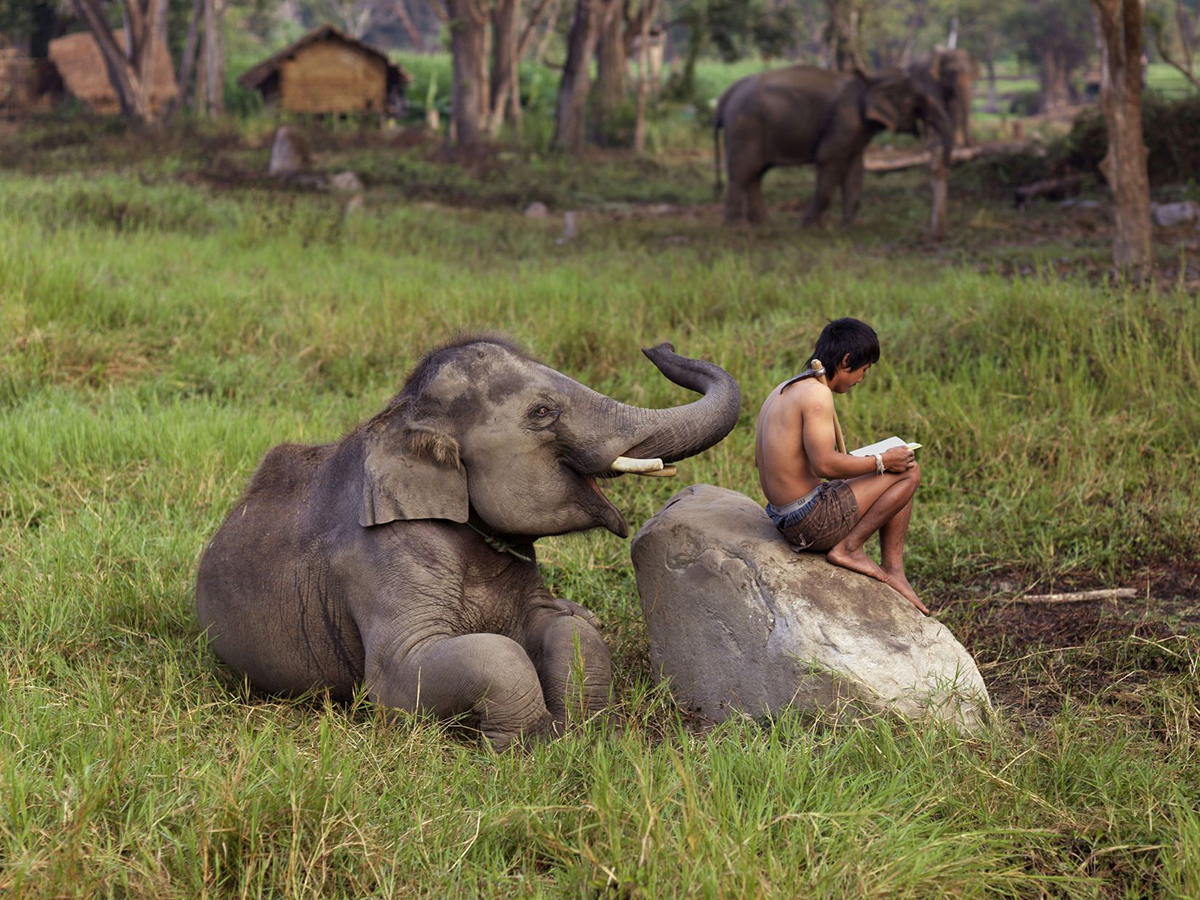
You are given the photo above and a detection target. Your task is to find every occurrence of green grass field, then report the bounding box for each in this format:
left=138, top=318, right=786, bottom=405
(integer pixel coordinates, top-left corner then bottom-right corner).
left=1, top=120, right=1199, bottom=895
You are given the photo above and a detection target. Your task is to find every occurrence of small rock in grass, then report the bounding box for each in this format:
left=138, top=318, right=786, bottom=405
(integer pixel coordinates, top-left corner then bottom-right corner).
left=1152, top=201, right=1199, bottom=227
left=330, top=171, right=364, bottom=194
left=524, top=201, right=549, bottom=218
left=268, top=126, right=310, bottom=176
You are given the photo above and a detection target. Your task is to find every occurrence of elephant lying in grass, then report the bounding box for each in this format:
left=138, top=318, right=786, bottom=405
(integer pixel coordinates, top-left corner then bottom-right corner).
left=196, top=337, right=741, bottom=749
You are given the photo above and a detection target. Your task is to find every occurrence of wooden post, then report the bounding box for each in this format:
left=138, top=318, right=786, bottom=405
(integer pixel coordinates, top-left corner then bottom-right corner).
left=930, top=152, right=948, bottom=240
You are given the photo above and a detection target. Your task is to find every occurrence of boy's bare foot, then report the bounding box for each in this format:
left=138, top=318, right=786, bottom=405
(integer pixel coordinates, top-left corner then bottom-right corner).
left=882, top=567, right=930, bottom=616
left=826, top=543, right=889, bottom=583
left=827, top=544, right=932, bottom=616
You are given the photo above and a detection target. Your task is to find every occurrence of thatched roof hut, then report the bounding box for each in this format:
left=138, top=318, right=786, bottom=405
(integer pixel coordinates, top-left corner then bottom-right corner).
left=239, top=24, right=410, bottom=116
left=48, top=31, right=177, bottom=116
left=1, top=49, right=64, bottom=115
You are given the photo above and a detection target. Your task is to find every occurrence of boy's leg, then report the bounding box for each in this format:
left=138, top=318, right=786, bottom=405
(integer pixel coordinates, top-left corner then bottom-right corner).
left=879, top=494, right=917, bottom=604
left=826, top=464, right=928, bottom=614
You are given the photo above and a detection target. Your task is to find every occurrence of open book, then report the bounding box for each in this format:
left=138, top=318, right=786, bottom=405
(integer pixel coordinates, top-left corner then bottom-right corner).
left=850, top=436, right=922, bottom=457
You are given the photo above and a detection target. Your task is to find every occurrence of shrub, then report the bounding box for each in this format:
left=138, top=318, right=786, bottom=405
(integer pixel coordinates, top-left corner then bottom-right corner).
left=1066, top=91, right=1200, bottom=185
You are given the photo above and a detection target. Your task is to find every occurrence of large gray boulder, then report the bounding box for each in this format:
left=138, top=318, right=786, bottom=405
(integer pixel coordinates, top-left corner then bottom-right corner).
left=631, top=485, right=990, bottom=729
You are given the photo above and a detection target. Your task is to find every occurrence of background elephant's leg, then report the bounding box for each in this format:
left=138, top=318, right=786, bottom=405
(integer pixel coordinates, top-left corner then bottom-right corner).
left=746, top=174, right=768, bottom=224
left=523, top=608, right=612, bottom=727
left=723, top=178, right=748, bottom=223
left=841, top=153, right=865, bottom=225
left=368, top=633, right=554, bottom=750
left=802, top=161, right=844, bottom=226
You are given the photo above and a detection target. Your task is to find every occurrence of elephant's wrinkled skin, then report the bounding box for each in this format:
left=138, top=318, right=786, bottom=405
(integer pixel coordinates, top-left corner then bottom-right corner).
left=714, top=65, right=954, bottom=225
left=196, top=338, right=740, bottom=749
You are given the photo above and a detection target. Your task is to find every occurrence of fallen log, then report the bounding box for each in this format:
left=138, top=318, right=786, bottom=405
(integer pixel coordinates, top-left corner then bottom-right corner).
left=1013, top=588, right=1138, bottom=604
left=864, top=140, right=1038, bottom=173
left=1013, top=173, right=1086, bottom=209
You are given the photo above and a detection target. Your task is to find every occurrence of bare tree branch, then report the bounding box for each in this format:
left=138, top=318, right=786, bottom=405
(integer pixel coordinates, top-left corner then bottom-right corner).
left=517, top=0, right=559, bottom=59
left=1150, top=1, right=1200, bottom=91
left=391, top=0, right=427, bottom=51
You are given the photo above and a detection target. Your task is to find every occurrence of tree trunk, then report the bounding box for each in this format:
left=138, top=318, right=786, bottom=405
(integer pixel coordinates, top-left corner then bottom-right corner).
left=449, top=0, right=488, bottom=146
left=177, top=0, right=204, bottom=104
left=488, top=0, right=518, bottom=136
left=554, top=0, right=607, bottom=152
left=677, top=23, right=707, bottom=100
left=1091, top=0, right=1152, bottom=270
left=825, top=0, right=866, bottom=73
left=632, top=0, right=653, bottom=152
left=593, top=0, right=626, bottom=145
left=202, top=0, right=225, bottom=117
left=135, top=0, right=163, bottom=109
left=1038, top=50, right=1066, bottom=111
left=68, top=0, right=152, bottom=120
left=30, top=1, right=60, bottom=59
left=984, top=54, right=997, bottom=111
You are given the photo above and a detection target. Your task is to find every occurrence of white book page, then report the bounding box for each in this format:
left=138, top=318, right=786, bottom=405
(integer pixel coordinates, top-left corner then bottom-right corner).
left=849, top=436, right=921, bottom=457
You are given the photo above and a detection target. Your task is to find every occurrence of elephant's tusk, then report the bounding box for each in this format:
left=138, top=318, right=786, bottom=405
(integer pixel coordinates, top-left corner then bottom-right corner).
left=610, top=456, right=664, bottom=473
left=635, top=466, right=677, bottom=478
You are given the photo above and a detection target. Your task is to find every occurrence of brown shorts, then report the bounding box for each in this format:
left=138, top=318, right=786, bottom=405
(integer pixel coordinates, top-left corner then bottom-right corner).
left=768, top=480, right=859, bottom=552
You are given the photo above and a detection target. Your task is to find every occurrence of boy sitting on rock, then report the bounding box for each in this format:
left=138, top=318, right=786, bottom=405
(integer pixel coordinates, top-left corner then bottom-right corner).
left=754, top=318, right=928, bottom=614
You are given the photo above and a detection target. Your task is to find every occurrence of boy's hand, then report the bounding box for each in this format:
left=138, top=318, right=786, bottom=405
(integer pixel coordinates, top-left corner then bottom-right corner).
left=882, top=447, right=915, bottom=472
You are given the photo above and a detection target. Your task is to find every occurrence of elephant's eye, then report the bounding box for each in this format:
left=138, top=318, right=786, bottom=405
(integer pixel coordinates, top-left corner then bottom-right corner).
left=529, top=403, right=559, bottom=427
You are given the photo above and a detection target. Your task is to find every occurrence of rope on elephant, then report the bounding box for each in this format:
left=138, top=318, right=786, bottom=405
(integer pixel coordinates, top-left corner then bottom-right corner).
left=464, top=520, right=535, bottom=563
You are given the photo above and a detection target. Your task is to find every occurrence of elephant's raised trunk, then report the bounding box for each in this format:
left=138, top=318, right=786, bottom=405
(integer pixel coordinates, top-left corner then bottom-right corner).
left=619, top=344, right=742, bottom=464
left=565, top=343, right=741, bottom=476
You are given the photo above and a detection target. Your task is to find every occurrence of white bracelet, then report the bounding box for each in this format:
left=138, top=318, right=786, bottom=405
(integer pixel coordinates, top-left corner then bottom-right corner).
left=873, top=453, right=885, bottom=475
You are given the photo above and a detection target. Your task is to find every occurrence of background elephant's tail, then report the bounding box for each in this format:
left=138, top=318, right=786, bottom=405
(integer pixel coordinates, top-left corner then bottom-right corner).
left=712, top=120, right=723, bottom=200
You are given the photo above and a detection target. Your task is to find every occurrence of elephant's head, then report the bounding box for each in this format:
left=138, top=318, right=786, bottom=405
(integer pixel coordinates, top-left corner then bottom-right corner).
left=358, top=337, right=741, bottom=540
left=863, top=73, right=955, bottom=168
left=931, top=48, right=976, bottom=94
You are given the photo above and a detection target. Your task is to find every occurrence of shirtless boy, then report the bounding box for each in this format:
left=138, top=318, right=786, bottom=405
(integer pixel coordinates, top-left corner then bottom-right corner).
left=754, top=318, right=929, bottom=615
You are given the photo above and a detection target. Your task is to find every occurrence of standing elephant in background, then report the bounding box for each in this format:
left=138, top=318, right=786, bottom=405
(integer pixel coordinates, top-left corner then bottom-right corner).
left=196, top=337, right=740, bottom=749
left=909, top=48, right=976, bottom=148
left=714, top=65, right=954, bottom=226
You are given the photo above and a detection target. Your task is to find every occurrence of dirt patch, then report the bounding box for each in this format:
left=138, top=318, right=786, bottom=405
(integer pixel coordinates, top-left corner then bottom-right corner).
left=936, top=561, right=1200, bottom=724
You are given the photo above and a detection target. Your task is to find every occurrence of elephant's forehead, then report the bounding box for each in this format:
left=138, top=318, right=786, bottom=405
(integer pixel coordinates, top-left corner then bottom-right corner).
left=431, top=351, right=559, bottom=405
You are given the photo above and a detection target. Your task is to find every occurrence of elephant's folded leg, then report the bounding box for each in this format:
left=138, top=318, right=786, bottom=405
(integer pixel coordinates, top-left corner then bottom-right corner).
left=524, top=609, right=612, bottom=727
left=368, top=633, right=555, bottom=750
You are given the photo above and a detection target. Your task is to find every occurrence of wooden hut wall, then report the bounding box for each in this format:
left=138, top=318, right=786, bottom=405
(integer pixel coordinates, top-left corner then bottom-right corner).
left=279, top=41, right=386, bottom=114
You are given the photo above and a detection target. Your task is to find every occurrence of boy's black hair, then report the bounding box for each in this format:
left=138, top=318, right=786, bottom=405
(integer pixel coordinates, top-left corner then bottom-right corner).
left=807, top=318, right=880, bottom=376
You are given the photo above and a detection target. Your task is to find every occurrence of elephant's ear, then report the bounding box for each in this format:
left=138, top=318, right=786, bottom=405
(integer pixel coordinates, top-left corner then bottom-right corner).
left=359, top=421, right=469, bottom=527
left=864, top=86, right=900, bottom=130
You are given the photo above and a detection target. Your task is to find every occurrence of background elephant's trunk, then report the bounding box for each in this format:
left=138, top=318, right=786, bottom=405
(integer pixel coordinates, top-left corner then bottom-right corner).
left=588, top=343, right=742, bottom=469
left=924, top=95, right=955, bottom=167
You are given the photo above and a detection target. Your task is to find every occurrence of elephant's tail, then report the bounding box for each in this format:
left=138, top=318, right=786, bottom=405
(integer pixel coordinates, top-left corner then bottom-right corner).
left=712, top=120, right=723, bottom=200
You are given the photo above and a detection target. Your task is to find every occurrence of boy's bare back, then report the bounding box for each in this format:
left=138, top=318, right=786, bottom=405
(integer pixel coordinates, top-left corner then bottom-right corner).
left=755, top=377, right=836, bottom=506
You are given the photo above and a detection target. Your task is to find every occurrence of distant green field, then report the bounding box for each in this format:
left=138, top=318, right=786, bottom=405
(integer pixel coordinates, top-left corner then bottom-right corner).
left=1, top=122, right=1199, bottom=896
